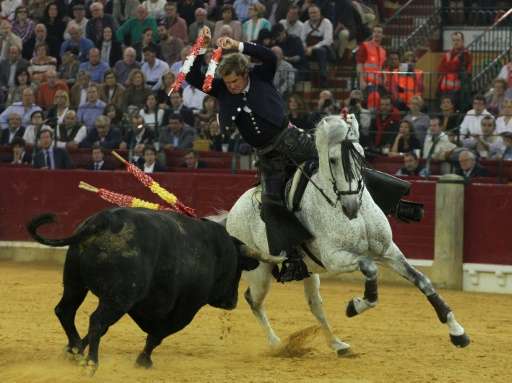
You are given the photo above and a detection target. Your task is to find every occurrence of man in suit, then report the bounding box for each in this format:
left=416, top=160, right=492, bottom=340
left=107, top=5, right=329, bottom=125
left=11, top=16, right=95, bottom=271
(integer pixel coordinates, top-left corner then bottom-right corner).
left=0, top=45, right=29, bottom=90
left=79, top=115, right=122, bottom=149
left=33, top=129, right=73, bottom=169
left=87, top=144, right=113, bottom=170
left=182, top=149, right=207, bottom=169
left=186, top=27, right=316, bottom=282
left=9, top=137, right=31, bottom=165
left=139, top=145, right=167, bottom=173
left=457, top=150, right=489, bottom=180
left=0, top=113, right=25, bottom=145
left=159, top=112, right=196, bottom=150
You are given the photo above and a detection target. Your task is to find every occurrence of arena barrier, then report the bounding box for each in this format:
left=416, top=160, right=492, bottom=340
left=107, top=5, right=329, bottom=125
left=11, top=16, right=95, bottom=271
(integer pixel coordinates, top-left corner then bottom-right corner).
left=1, top=167, right=511, bottom=293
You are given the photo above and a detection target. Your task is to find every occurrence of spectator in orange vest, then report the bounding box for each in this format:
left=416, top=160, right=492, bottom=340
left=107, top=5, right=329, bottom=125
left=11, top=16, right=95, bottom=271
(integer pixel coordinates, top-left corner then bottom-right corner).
left=438, top=31, right=471, bottom=109
left=356, top=24, right=386, bottom=110
left=383, top=50, right=400, bottom=98
left=391, top=51, right=424, bottom=110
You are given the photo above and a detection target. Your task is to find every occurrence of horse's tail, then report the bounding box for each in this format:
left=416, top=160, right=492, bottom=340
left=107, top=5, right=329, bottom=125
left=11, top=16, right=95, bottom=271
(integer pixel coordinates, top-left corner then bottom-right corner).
left=27, top=213, right=108, bottom=247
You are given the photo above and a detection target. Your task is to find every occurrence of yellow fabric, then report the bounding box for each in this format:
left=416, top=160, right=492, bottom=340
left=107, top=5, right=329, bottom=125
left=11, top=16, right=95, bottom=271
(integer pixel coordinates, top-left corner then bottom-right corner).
left=131, top=198, right=160, bottom=210
left=149, top=182, right=178, bottom=205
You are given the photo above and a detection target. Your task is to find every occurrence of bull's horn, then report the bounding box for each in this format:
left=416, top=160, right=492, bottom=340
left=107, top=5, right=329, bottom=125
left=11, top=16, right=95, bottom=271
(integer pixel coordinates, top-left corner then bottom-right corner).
left=241, top=245, right=286, bottom=264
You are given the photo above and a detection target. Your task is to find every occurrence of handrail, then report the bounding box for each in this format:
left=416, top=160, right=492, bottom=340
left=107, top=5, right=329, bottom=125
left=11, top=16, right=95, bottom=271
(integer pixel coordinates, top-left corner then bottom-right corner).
left=464, top=8, right=512, bottom=51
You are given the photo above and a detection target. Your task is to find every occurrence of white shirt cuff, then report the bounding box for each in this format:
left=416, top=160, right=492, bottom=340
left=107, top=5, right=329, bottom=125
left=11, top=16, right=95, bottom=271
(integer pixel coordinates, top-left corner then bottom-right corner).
left=238, top=42, right=244, bottom=53
left=198, top=48, right=207, bottom=55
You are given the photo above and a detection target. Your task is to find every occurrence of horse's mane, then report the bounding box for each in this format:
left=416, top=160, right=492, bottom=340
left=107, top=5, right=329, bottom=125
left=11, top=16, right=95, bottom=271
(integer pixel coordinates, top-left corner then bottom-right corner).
left=314, top=114, right=366, bottom=184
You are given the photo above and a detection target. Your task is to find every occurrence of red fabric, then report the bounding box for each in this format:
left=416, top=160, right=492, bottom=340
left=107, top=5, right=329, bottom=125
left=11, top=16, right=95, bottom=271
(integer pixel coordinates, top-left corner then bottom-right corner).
left=35, top=81, right=69, bottom=110
left=438, top=49, right=472, bottom=92
left=374, top=107, right=401, bottom=146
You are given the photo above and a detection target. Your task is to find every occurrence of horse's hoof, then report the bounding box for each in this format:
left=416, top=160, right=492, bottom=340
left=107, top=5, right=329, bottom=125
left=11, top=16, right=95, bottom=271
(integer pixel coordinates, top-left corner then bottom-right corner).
left=450, top=333, right=470, bottom=348
left=136, top=353, right=153, bottom=369
left=336, top=346, right=351, bottom=357
left=346, top=299, right=358, bottom=317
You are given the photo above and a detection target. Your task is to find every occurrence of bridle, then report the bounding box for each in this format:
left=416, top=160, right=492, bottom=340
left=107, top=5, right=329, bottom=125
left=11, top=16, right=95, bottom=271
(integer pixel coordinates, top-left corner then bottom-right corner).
left=327, top=139, right=365, bottom=208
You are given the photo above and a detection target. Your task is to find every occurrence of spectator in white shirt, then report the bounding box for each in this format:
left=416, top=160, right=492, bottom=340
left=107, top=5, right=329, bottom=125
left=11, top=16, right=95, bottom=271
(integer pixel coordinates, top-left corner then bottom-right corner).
left=182, top=85, right=206, bottom=112
left=141, top=44, right=169, bottom=90
left=459, top=94, right=492, bottom=138
left=279, top=5, right=304, bottom=40
left=302, top=5, right=333, bottom=87
left=496, top=98, right=512, bottom=134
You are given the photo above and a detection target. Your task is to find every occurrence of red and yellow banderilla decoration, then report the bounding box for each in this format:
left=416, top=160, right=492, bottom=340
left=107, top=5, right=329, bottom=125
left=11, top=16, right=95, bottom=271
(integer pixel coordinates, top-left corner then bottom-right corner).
left=169, top=32, right=224, bottom=95
left=111, top=151, right=196, bottom=217
left=79, top=181, right=178, bottom=212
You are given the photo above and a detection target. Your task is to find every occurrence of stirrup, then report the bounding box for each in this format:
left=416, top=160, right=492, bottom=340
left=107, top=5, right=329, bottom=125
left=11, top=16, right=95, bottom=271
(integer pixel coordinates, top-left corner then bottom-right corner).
left=277, top=258, right=310, bottom=283
left=395, top=200, right=424, bottom=223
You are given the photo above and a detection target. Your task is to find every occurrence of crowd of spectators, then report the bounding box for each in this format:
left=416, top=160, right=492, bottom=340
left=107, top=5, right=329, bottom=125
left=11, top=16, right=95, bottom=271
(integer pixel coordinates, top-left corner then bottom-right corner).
left=0, top=0, right=511, bottom=180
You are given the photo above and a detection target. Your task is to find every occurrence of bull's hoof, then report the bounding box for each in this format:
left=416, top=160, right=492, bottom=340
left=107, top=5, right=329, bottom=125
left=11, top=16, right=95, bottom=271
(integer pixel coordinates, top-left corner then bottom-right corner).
left=136, top=353, right=153, bottom=369
left=79, top=359, right=97, bottom=376
left=450, top=333, right=470, bottom=348
left=346, top=299, right=358, bottom=317
left=63, top=345, right=83, bottom=362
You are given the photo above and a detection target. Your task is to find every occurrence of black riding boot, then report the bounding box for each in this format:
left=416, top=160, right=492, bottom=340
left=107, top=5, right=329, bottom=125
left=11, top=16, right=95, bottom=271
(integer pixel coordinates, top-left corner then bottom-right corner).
left=277, top=247, right=311, bottom=283
left=260, top=196, right=312, bottom=283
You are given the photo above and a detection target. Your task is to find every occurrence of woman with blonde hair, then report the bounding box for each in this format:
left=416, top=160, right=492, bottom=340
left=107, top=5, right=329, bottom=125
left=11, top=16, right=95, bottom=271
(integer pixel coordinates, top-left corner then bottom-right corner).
left=47, top=89, right=70, bottom=127
left=123, top=69, right=152, bottom=109
left=403, top=95, right=430, bottom=143
left=242, top=2, right=271, bottom=42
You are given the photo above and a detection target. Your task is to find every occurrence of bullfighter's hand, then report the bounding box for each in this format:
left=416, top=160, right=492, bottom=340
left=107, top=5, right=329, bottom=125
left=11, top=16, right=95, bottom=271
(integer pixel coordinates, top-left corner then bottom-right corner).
left=199, top=26, right=211, bottom=47
left=217, top=37, right=240, bottom=51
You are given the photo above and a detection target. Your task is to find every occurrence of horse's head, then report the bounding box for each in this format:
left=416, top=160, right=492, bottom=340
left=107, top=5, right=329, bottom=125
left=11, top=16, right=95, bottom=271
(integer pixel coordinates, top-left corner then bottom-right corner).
left=315, top=114, right=365, bottom=220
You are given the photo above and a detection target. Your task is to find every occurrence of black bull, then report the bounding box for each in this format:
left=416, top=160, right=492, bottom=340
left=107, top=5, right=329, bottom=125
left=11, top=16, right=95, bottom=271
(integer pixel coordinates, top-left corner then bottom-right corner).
left=27, top=208, right=272, bottom=374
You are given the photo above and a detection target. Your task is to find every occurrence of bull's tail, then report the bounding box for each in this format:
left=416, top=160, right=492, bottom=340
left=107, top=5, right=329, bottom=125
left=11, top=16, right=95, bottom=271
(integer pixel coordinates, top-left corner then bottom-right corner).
left=27, top=213, right=107, bottom=247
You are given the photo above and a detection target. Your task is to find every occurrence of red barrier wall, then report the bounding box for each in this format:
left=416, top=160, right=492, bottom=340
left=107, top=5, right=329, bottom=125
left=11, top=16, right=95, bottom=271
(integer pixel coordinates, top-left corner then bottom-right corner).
left=464, top=183, right=512, bottom=265
left=1, top=168, right=435, bottom=260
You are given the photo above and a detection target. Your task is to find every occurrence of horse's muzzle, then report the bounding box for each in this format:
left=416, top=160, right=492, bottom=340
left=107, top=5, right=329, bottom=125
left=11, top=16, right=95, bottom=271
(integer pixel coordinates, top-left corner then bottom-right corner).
left=342, top=197, right=360, bottom=220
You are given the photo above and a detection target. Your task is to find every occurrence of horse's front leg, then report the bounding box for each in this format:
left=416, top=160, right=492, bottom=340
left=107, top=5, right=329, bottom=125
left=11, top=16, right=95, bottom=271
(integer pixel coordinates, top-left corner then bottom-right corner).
left=303, top=274, right=351, bottom=356
left=346, top=256, right=379, bottom=317
left=381, top=242, right=470, bottom=348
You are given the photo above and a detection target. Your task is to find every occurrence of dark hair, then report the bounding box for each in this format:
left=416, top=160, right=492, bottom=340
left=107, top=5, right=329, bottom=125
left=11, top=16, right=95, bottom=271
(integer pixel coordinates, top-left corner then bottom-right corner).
left=43, top=2, right=61, bottom=22
left=142, top=44, right=158, bottom=54
left=103, top=104, right=122, bottom=123
left=143, top=145, right=157, bottom=155
left=10, top=137, right=26, bottom=148
left=271, top=23, right=285, bottom=38
left=103, top=69, right=117, bottom=82
left=91, top=143, right=103, bottom=152
left=221, top=4, right=238, bottom=20
left=30, top=110, right=44, bottom=120
left=167, top=112, right=183, bottom=122
left=404, top=151, right=418, bottom=160
left=473, top=94, right=486, bottom=103
left=15, top=68, right=30, bottom=86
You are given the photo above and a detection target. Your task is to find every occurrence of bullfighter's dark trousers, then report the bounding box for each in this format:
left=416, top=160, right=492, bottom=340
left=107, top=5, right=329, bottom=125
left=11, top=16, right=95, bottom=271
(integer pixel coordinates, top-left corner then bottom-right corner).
left=257, top=126, right=317, bottom=257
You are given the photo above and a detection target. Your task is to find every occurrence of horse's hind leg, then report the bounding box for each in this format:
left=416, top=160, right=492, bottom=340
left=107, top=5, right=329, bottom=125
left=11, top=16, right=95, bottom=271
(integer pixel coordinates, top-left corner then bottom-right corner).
left=55, top=249, right=88, bottom=359
left=244, top=263, right=281, bottom=347
left=382, top=243, right=470, bottom=348
left=346, top=256, right=379, bottom=318
left=304, top=274, right=351, bottom=355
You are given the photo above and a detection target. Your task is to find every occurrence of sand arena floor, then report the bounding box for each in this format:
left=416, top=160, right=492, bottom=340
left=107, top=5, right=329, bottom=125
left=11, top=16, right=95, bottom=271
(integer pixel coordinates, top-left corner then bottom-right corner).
left=0, top=260, right=511, bottom=383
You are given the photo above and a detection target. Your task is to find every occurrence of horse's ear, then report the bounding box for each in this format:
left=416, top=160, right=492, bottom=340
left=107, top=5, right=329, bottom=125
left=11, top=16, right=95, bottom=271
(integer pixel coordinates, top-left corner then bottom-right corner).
left=347, top=114, right=360, bottom=142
